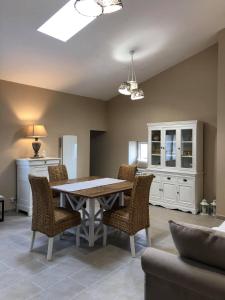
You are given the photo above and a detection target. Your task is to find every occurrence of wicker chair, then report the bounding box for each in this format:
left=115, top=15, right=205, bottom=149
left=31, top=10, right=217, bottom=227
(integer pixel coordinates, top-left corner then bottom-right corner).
left=103, top=175, right=154, bottom=257
left=117, top=164, right=137, bottom=206
left=29, top=175, right=81, bottom=261
left=48, top=165, right=68, bottom=182
left=48, top=165, right=68, bottom=207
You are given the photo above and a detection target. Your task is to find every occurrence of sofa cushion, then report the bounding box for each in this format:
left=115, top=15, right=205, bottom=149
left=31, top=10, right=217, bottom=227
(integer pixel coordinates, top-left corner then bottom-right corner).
left=169, top=220, right=225, bottom=271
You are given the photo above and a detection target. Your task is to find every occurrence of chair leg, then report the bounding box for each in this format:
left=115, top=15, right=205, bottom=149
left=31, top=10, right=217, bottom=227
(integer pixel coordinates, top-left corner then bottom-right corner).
left=47, top=237, right=54, bottom=261
left=30, top=231, right=36, bottom=251
left=130, top=235, right=136, bottom=258
left=76, top=226, right=80, bottom=247
left=103, top=225, right=107, bottom=247
left=145, top=227, right=151, bottom=247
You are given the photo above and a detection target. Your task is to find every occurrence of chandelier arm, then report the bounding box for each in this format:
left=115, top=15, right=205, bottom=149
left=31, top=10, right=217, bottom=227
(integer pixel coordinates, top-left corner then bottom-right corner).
left=132, top=52, right=137, bottom=82
left=128, top=57, right=132, bottom=82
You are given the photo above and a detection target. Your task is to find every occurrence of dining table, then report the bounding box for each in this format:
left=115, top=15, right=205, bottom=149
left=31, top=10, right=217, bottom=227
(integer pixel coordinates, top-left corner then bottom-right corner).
left=51, top=176, right=133, bottom=247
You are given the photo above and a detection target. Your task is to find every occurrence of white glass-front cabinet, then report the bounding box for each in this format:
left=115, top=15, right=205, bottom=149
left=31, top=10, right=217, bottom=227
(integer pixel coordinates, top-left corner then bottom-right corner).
left=147, top=121, right=203, bottom=214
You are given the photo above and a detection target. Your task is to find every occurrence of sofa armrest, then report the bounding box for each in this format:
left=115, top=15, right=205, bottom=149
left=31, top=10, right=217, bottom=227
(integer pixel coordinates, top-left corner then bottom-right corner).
left=141, top=248, right=225, bottom=300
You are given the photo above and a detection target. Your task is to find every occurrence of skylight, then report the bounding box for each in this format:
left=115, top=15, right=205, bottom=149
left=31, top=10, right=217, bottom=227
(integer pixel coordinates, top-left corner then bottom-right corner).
left=37, top=0, right=96, bottom=42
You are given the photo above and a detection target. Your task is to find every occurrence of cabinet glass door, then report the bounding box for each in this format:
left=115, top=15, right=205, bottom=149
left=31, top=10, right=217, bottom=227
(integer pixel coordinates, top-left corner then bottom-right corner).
left=151, top=130, right=161, bottom=166
left=165, top=130, right=176, bottom=167
left=181, top=129, right=193, bottom=168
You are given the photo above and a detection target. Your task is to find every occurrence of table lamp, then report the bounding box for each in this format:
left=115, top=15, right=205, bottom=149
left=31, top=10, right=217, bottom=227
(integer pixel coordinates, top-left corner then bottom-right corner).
left=26, top=124, right=47, bottom=158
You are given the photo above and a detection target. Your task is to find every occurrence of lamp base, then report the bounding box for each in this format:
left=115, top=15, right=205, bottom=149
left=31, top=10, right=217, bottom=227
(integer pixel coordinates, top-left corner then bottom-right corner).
left=32, top=140, right=41, bottom=159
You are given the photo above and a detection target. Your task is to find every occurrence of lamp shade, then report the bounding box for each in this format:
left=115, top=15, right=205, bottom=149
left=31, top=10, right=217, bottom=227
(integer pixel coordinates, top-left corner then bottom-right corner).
left=26, top=125, right=47, bottom=138
left=98, top=0, right=123, bottom=14
left=131, top=89, right=144, bottom=100
left=118, top=82, right=131, bottom=95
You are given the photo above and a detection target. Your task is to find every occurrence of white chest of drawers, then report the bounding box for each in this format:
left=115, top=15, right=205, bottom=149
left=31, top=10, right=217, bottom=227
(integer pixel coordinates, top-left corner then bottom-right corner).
left=16, top=158, right=61, bottom=216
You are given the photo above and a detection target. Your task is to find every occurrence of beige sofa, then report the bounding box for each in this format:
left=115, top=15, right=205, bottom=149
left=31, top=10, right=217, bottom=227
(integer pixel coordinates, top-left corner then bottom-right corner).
left=141, top=247, right=225, bottom=300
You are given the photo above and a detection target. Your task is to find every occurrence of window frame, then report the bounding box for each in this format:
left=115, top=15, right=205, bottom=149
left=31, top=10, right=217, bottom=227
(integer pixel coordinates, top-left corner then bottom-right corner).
left=137, top=141, right=148, bottom=163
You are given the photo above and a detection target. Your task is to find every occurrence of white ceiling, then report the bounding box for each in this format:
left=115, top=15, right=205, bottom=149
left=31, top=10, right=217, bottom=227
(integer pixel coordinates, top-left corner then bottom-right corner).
left=1, top=0, right=225, bottom=100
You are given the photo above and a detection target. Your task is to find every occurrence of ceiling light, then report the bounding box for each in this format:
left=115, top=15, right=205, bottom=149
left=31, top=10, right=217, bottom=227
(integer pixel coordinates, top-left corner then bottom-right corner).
left=131, top=89, right=145, bottom=101
left=118, top=82, right=131, bottom=95
left=74, top=0, right=123, bottom=17
left=118, top=51, right=144, bottom=100
left=37, top=0, right=96, bottom=42
left=99, top=0, right=123, bottom=14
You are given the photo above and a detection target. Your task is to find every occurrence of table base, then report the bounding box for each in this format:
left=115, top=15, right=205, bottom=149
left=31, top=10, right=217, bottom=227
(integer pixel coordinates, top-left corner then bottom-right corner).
left=62, top=192, right=124, bottom=247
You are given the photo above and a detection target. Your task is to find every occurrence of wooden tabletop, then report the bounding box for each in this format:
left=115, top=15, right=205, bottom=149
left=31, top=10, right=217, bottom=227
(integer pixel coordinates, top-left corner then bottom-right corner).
left=50, top=176, right=133, bottom=199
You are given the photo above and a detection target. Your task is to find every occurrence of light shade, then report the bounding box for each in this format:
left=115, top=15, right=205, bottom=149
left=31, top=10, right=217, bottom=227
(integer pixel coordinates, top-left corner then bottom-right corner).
left=118, top=82, right=131, bottom=95
left=26, top=125, right=48, bottom=138
left=98, top=0, right=123, bottom=14
left=131, top=89, right=144, bottom=100
left=75, top=0, right=103, bottom=17
left=129, top=80, right=138, bottom=91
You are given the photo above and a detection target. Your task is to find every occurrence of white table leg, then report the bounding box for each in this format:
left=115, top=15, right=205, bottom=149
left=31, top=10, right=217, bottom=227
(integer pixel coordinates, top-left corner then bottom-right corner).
left=88, top=199, right=95, bottom=247
left=60, top=193, right=65, bottom=207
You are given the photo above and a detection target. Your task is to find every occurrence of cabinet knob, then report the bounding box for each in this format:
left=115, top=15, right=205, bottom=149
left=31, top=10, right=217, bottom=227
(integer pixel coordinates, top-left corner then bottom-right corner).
left=183, top=179, right=187, bottom=182
left=178, top=147, right=181, bottom=150
left=167, top=177, right=171, bottom=180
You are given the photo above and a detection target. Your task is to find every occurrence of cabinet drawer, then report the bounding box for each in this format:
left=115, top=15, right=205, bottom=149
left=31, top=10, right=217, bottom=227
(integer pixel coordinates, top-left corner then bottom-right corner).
left=29, top=159, right=60, bottom=167
left=45, top=160, right=60, bottom=165
left=153, top=174, right=161, bottom=182
left=162, top=175, right=177, bottom=184
left=29, top=160, right=46, bottom=166
left=177, top=177, right=194, bottom=185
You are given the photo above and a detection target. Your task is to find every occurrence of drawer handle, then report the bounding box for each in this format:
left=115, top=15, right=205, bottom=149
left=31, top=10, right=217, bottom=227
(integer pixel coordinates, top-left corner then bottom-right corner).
left=183, top=179, right=187, bottom=182
left=167, top=177, right=171, bottom=180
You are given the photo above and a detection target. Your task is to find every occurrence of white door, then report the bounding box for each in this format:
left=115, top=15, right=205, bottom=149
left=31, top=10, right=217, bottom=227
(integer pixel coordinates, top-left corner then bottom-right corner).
left=177, top=184, right=194, bottom=208
left=164, top=128, right=177, bottom=169
left=180, top=127, right=195, bottom=170
left=150, top=181, right=162, bottom=203
left=162, top=182, right=177, bottom=204
left=62, top=135, right=77, bottom=179
left=149, top=129, right=162, bottom=168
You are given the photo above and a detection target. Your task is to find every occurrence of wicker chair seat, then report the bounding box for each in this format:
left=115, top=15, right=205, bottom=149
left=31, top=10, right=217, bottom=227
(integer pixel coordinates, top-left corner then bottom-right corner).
left=54, top=208, right=80, bottom=224
left=103, top=207, right=130, bottom=234
left=32, top=207, right=81, bottom=238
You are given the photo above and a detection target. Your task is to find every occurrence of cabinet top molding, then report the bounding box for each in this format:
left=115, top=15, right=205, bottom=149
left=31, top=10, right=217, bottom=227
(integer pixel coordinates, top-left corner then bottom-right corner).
left=16, top=157, right=61, bottom=161
left=147, top=120, right=201, bottom=127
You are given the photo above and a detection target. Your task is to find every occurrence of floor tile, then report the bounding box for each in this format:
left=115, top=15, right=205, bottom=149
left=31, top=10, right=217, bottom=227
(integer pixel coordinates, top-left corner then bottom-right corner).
left=0, top=279, right=42, bottom=300
left=1, top=207, right=222, bottom=300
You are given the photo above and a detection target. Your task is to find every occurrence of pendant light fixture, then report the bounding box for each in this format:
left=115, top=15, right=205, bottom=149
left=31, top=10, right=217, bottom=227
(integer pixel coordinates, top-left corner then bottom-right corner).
left=74, top=0, right=123, bottom=17
left=118, top=51, right=144, bottom=100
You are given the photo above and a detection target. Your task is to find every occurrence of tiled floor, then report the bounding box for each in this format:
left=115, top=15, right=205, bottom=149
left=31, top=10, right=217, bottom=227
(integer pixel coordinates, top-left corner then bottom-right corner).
left=0, top=206, right=222, bottom=300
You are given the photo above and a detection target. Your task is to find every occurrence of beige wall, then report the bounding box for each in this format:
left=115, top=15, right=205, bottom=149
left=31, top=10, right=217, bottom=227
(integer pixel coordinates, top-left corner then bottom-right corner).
left=98, top=45, right=218, bottom=201
left=0, top=80, right=107, bottom=208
